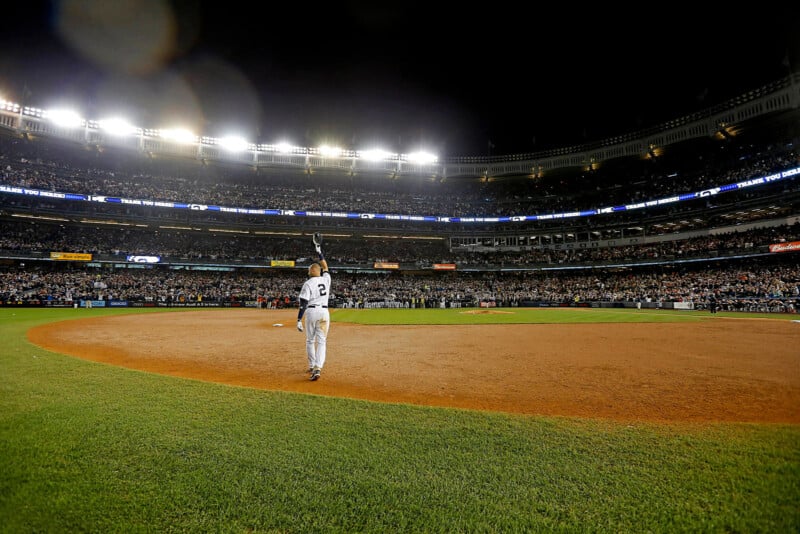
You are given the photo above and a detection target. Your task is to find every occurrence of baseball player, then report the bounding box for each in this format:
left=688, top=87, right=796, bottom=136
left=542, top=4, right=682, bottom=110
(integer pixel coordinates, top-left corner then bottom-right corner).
left=297, top=236, right=331, bottom=381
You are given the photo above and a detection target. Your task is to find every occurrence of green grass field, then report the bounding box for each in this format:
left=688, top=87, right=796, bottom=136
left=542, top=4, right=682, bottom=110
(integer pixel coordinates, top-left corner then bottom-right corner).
left=331, top=306, right=800, bottom=324
left=1, top=307, right=798, bottom=532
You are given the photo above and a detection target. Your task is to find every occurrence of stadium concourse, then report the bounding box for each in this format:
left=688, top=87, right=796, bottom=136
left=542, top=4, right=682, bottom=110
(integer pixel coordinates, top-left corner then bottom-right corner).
left=1, top=85, right=799, bottom=313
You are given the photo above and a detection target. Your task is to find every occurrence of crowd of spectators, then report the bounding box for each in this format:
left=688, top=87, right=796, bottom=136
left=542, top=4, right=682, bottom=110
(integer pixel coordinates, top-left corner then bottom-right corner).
left=1, top=129, right=798, bottom=266
left=1, top=257, right=797, bottom=313
left=1, top=127, right=798, bottom=313
left=1, top=130, right=798, bottom=231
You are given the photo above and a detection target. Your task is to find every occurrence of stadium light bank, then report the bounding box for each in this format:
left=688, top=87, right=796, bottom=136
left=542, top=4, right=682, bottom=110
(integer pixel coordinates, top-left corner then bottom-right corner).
left=0, top=99, right=438, bottom=165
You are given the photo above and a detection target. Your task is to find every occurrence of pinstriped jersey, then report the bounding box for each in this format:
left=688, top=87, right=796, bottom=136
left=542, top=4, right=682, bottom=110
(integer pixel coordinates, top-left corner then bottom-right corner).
left=299, top=271, right=331, bottom=307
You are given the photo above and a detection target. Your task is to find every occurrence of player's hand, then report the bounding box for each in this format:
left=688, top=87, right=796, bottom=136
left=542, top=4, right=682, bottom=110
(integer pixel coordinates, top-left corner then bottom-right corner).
left=314, top=244, right=322, bottom=255
left=296, top=320, right=303, bottom=332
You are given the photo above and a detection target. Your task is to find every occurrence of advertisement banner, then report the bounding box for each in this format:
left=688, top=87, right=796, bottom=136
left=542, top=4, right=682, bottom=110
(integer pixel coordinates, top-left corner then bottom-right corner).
left=769, top=241, right=800, bottom=253
left=271, top=260, right=296, bottom=267
left=126, top=255, right=160, bottom=263
left=433, top=263, right=456, bottom=270
left=79, top=300, right=106, bottom=307
left=374, top=262, right=399, bottom=269
left=156, top=302, right=221, bottom=307
left=50, top=252, right=92, bottom=261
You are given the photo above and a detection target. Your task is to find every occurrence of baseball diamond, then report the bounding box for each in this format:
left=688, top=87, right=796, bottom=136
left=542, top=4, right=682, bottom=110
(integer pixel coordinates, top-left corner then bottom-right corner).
left=27, top=309, right=800, bottom=423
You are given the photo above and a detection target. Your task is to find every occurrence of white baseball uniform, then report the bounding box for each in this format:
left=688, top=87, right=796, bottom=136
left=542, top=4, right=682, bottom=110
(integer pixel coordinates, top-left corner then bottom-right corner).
left=299, top=268, right=331, bottom=371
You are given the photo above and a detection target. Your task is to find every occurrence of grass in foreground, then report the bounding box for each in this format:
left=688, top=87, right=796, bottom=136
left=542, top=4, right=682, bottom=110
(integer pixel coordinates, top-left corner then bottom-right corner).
left=1, top=308, right=798, bottom=532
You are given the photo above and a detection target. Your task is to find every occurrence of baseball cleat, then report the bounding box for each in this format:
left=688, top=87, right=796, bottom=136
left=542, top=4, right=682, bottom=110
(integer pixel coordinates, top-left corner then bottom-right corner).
left=310, top=368, right=321, bottom=381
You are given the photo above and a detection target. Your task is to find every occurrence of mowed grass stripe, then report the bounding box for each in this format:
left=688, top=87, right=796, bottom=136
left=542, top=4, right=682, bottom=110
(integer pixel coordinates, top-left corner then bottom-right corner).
left=1, top=308, right=798, bottom=532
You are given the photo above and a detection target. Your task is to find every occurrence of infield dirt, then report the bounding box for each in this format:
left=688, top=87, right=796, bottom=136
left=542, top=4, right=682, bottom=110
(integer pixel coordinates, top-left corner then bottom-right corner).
left=27, top=309, right=800, bottom=423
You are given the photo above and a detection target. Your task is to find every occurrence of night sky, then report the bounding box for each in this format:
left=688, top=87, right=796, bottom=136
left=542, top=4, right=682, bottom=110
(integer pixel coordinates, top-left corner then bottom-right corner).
left=0, top=1, right=798, bottom=157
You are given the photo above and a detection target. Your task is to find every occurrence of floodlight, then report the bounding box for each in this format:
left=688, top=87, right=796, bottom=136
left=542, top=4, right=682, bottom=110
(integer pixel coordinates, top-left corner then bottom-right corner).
left=98, top=118, right=136, bottom=136
left=45, top=109, right=83, bottom=128
left=319, top=145, right=342, bottom=157
left=360, top=149, right=391, bottom=161
left=160, top=128, right=196, bottom=144
left=0, top=99, right=20, bottom=112
left=406, top=151, right=437, bottom=164
left=218, top=135, right=249, bottom=152
left=275, top=142, right=293, bottom=154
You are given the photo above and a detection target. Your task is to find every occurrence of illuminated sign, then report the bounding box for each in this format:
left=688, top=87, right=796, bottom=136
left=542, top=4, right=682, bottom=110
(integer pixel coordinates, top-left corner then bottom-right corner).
left=126, top=255, right=161, bottom=263
left=769, top=241, right=800, bottom=253
left=3, top=165, right=797, bottom=225
left=50, top=252, right=92, bottom=261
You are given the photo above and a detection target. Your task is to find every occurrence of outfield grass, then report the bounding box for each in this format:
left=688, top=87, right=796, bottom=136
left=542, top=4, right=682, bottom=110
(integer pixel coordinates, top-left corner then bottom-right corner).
left=332, top=306, right=800, bottom=324
left=1, top=308, right=798, bottom=532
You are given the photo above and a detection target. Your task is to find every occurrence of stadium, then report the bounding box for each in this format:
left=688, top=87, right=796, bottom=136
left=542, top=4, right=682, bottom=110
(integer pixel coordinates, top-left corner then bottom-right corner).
left=2, top=72, right=799, bottom=311
left=2, top=59, right=799, bottom=532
